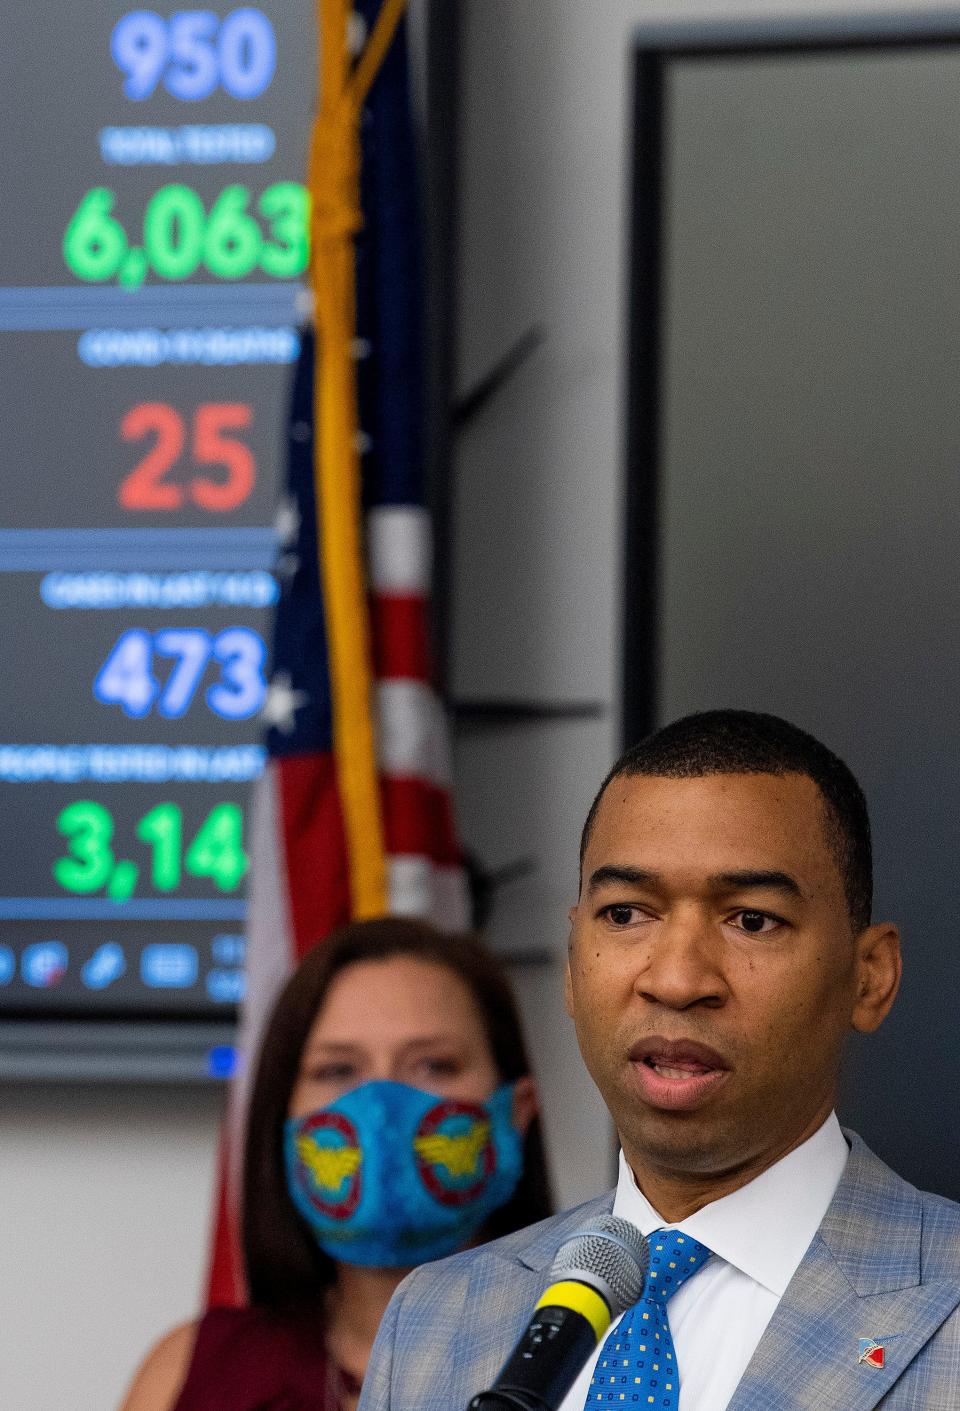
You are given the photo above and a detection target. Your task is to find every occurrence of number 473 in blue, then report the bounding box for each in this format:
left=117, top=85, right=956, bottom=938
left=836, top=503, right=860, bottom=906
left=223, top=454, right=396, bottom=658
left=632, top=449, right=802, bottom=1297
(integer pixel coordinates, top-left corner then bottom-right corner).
left=94, top=626, right=266, bottom=720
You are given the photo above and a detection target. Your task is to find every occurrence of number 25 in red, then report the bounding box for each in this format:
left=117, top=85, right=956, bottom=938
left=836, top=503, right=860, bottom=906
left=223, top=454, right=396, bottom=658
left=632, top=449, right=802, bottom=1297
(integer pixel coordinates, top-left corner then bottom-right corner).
left=118, top=403, right=255, bottom=512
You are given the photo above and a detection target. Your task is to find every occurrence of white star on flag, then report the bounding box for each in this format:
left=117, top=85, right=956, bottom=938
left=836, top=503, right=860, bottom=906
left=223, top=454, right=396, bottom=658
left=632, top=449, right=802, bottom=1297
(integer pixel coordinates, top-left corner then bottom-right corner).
left=260, top=671, right=309, bottom=734
left=274, top=495, right=301, bottom=546
left=275, top=551, right=300, bottom=581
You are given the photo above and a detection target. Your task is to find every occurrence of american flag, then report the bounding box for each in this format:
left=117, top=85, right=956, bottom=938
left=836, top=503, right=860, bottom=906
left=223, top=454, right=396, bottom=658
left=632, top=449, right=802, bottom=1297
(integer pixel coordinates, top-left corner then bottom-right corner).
left=206, top=0, right=470, bottom=1305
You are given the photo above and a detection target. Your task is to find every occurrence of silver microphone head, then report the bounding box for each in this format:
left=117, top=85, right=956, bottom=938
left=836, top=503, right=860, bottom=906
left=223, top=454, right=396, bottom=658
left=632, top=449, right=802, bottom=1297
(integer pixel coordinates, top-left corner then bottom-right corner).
left=547, top=1214, right=650, bottom=1316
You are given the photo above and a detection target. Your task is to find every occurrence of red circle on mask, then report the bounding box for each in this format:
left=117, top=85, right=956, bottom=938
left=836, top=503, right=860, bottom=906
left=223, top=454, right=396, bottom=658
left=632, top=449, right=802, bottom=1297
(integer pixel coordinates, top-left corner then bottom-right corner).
left=294, top=1109, right=363, bottom=1219
left=414, top=1099, right=495, bottom=1207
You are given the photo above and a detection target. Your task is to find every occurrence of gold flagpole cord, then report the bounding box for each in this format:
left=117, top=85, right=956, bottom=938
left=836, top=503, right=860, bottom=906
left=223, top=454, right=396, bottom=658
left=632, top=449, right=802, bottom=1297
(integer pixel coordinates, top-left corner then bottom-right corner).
left=308, top=0, right=409, bottom=918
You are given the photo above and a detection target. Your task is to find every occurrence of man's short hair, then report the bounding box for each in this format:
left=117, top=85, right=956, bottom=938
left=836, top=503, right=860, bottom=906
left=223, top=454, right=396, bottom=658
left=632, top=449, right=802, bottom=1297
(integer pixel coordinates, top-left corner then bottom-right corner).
left=580, top=709, right=872, bottom=931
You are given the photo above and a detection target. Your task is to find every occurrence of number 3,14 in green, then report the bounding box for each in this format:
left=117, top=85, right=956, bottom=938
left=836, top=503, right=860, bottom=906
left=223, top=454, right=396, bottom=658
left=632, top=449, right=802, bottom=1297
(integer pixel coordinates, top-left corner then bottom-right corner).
left=53, top=800, right=247, bottom=896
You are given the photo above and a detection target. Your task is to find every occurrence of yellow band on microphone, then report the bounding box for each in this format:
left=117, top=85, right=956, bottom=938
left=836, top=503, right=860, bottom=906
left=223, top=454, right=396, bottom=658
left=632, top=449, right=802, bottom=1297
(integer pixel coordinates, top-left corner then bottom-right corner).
left=534, top=1280, right=611, bottom=1343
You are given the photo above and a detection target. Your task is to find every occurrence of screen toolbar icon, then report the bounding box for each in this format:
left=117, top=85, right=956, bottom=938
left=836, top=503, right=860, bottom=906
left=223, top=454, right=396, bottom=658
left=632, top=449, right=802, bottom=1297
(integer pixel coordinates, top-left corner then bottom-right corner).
left=141, top=942, right=198, bottom=989
left=82, top=942, right=126, bottom=990
left=22, top=941, right=68, bottom=988
left=206, top=968, right=246, bottom=1004
left=211, top=933, right=246, bottom=966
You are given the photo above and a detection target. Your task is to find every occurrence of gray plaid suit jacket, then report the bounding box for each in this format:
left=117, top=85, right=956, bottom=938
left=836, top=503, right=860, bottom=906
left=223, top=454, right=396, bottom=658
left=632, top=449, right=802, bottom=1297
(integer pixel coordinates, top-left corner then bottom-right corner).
left=358, top=1133, right=960, bottom=1410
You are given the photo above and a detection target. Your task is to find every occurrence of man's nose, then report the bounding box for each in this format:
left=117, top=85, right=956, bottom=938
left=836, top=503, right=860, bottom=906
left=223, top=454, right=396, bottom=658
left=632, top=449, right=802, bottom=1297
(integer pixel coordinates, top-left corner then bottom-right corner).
left=633, top=909, right=728, bottom=1010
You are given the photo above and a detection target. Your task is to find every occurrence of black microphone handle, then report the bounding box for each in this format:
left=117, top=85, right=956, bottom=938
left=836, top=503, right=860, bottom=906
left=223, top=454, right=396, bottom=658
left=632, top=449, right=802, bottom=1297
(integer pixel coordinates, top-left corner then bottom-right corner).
left=466, top=1301, right=598, bottom=1411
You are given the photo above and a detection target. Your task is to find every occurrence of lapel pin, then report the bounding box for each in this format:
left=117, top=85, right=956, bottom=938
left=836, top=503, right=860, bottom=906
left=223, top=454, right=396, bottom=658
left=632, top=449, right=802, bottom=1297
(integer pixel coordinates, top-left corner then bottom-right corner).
left=858, top=1339, right=885, bottom=1369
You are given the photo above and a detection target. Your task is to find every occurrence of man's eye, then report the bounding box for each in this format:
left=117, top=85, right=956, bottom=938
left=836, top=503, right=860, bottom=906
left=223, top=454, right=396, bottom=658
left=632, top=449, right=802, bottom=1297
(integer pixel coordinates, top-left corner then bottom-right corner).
left=731, top=910, right=781, bottom=934
left=603, top=904, right=641, bottom=926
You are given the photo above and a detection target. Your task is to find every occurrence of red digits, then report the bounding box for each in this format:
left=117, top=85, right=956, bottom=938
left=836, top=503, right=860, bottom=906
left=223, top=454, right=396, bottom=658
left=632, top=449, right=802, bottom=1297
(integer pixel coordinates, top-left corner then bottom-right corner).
left=117, top=403, right=255, bottom=512
left=191, top=403, right=255, bottom=512
left=118, top=403, right=185, bottom=510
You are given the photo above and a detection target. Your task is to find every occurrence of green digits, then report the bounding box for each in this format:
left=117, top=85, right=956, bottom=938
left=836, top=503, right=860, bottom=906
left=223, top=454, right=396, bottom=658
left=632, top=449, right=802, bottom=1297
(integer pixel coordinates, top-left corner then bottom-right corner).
left=259, top=182, right=310, bottom=277
left=185, top=803, right=248, bottom=891
left=54, top=801, right=116, bottom=893
left=63, top=189, right=128, bottom=282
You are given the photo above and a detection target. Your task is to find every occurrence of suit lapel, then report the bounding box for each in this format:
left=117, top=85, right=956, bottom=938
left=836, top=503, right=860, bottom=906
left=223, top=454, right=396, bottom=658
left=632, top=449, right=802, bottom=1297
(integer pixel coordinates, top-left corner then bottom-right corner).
left=726, top=1236, right=960, bottom=1411
left=728, top=1135, right=960, bottom=1411
left=444, top=1257, right=544, bottom=1409
left=447, top=1194, right=616, bottom=1410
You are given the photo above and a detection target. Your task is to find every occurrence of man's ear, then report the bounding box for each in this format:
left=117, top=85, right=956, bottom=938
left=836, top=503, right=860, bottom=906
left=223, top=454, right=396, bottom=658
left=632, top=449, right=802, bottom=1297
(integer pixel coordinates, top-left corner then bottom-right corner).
left=564, top=910, right=576, bottom=1019
left=564, top=958, right=575, bottom=1011
left=851, top=922, right=901, bottom=1034
left=510, top=1074, right=539, bottom=1135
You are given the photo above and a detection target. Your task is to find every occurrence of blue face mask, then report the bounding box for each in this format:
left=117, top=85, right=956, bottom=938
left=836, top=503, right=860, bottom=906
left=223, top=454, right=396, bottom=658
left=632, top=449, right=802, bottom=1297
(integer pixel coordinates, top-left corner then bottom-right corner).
left=284, top=1079, right=524, bottom=1267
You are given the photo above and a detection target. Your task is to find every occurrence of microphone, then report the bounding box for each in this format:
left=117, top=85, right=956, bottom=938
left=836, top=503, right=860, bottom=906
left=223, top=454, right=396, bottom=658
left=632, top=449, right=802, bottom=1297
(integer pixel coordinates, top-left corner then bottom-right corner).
left=467, top=1214, right=650, bottom=1411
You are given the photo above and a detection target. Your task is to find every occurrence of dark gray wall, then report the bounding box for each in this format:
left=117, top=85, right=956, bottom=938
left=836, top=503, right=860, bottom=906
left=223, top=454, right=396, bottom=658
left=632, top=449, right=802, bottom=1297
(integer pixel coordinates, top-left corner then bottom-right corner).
left=649, top=44, right=960, bottom=1196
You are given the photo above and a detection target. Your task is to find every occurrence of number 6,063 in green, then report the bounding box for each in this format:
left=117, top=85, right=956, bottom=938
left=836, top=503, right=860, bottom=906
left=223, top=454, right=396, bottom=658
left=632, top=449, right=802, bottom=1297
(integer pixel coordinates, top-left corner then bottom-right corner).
left=53, top=800, right=247, bottom=896
left=63, top=182, right=309, bottom=287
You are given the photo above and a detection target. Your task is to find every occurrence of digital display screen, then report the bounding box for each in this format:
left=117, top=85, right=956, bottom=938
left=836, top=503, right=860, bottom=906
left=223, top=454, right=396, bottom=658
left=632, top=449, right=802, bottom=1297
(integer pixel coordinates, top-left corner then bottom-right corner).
left=0, top=3, right=314, bottom=1021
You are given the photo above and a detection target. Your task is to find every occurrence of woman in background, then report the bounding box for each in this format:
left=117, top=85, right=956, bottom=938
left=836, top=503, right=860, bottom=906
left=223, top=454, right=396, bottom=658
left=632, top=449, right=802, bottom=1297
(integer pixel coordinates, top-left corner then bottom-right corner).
left=121, top=917, right=552, bottom=1411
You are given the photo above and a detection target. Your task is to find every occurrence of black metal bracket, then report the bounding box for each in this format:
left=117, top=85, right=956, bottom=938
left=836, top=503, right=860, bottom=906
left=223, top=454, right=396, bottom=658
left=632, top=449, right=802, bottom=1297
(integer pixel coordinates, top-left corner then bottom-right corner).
left=453, top=324, right=547, bottom=431
left=450, top=699, right=607, bottom=730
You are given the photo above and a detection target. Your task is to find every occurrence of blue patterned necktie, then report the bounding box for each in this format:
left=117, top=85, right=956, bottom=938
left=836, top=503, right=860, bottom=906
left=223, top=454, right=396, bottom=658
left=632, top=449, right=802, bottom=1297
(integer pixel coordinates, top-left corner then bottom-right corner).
left=588, top=1228, right=712, bottom=1408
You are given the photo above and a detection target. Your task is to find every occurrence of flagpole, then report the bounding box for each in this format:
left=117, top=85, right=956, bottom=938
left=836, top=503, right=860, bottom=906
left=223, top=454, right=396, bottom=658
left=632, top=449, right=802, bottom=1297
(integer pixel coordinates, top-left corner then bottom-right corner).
left=309, top=0, right=408, bottom=920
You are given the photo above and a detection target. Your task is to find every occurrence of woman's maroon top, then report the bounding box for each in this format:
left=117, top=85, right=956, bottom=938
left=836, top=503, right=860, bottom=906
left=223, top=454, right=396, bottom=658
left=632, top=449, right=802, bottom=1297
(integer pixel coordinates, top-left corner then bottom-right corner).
left=172, top=1306, right=361, bottom=1411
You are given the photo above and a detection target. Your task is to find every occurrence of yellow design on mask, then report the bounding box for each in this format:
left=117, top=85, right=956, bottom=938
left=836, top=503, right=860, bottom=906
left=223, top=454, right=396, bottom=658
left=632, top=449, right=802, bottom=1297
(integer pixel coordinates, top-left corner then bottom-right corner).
left=297, top=1137, right=361, bottom=1190
left=413, top=1121, right=490, bottom=1178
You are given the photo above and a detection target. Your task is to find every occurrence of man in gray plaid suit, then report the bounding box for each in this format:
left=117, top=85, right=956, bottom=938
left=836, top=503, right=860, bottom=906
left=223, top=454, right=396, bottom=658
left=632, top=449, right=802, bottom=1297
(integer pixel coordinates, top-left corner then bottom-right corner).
left=359, top=711, right=960, bottom=1411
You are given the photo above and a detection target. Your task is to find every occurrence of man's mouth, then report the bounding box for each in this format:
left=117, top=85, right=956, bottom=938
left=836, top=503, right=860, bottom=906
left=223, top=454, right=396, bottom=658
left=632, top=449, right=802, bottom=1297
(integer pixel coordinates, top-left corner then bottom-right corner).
left=627, top=1037, right=729, bottom=1110
left=645, top=1060, right=711, bottom=1081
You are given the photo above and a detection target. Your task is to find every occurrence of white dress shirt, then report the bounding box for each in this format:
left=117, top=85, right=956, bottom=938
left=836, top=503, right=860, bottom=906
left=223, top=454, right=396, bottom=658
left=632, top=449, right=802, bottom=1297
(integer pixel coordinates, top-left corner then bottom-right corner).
left=558, top=1113, right=849, bottom=1411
